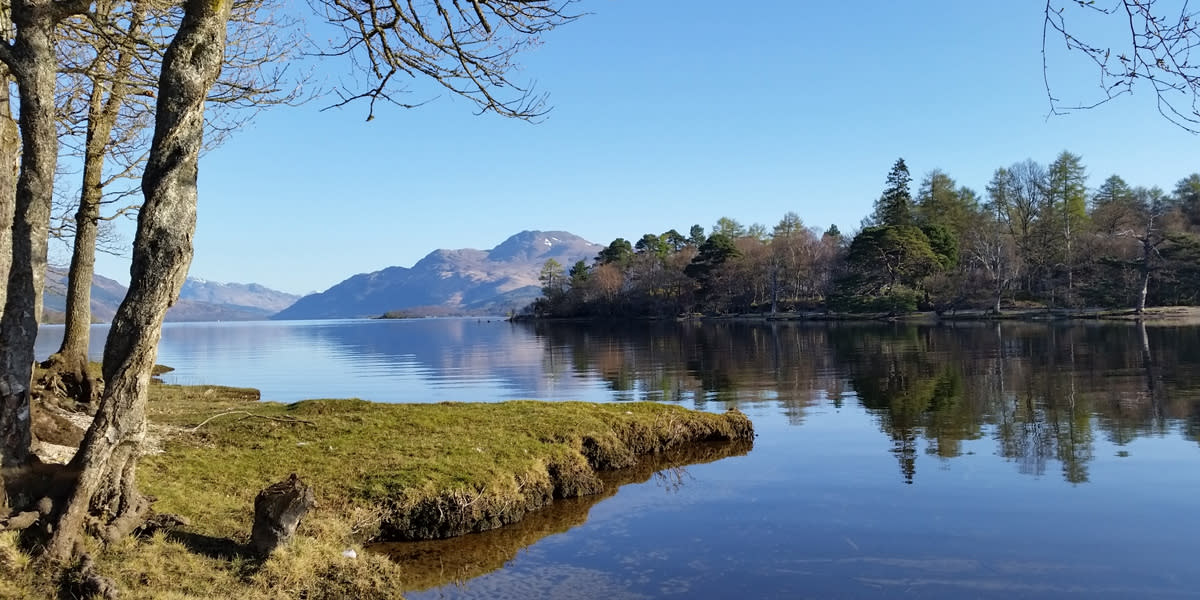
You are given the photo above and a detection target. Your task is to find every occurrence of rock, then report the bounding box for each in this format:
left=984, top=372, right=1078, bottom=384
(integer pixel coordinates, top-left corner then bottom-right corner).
left=341, top=548, right=357, bottom=559
left=250, top=474, right=316, bottom=556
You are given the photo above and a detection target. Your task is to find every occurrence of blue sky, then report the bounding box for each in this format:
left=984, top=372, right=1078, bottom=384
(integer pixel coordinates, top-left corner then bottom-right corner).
left=76, top=1, right=1200, bottom=294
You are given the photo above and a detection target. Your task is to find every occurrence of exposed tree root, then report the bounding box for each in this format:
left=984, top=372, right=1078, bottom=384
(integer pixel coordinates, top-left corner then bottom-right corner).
left=60, top=552, right=119, bottom=600
left=35, top=353, right=102, bottom=412
left=0, top=510, right=38, bottom=531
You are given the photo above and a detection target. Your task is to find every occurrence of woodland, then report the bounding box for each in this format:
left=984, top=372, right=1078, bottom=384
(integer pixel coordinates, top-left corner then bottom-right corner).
left=532, top=157, right=1200, bottom=318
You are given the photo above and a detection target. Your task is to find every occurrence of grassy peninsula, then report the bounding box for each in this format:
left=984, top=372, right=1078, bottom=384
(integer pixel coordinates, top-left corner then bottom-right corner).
left=2, top=380, right=752, bottom=599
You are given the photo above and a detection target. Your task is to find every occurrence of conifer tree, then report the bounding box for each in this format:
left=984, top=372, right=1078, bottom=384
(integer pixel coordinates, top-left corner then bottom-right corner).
left=873, top=158, right=913, bottom=227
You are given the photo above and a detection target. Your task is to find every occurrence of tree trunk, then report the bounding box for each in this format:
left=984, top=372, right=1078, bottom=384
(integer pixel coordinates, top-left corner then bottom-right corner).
left=0, top=63, right=19, bottom=513
left=1136, top=263, right=1150, bottom=315
left=51, top=21, right=138, bottom=406
left=0, top=8, right=63, bottom=472
left=46, top=0, right=232, bottom=560
left=0, top=57, right=17, bottom=327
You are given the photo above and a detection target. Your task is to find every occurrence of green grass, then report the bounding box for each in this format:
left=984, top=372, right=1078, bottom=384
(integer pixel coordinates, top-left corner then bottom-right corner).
left=6, top=381, right=753, bottom=599
left=141, top=385, right=752, bottom=541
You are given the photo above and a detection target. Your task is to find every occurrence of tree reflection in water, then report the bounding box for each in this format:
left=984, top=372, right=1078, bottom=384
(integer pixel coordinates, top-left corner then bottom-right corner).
left=526, top=320, right=1200, bottom=485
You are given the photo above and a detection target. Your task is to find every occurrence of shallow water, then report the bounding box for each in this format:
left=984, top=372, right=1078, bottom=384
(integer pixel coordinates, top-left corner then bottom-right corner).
left=35, top=319, right=1200, bottom=598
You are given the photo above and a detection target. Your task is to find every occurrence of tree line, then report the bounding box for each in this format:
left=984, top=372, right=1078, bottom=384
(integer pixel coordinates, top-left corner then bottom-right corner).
left=531, top=154, right=1200, bottom=318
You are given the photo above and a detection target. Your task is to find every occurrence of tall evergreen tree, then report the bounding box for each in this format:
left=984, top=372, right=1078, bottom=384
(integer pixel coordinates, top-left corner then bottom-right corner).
left=915, top=169, right=981, bottom=264
left=1093, top=174, right=1134, bottom=209
left=661, top=229, right=688, bottom=252
left=872, top=158, right=914, bottom=227
left=1046, top=151, right=1088, bottom=298
left=713, top=216, right=747, bottom=238
left=774, top=211, right=805, bottom=237
left=596, top=238, right=634, bottom=266
left=1091, top=174, right=1137, bottom=234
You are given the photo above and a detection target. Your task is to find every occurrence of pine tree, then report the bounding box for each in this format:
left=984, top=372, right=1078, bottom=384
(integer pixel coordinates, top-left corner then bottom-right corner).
left=873, top=158, right=913, bottom=227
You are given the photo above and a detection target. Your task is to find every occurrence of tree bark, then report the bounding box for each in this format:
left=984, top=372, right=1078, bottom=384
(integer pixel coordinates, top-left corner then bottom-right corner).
left=0, top=56, right=17, bottom=327
left=1136, top=236, right=1151, bottom=315
left=46, top=0, right=232, bottom=560
left=51, top=14, right=139, bottom=405
left=0, top=60, right=18, bottom=515
left=0, top=3, right=67, bottom=471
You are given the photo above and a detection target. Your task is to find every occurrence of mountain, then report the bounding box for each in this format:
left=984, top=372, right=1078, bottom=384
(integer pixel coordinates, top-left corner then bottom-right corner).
left=274, top=230, right=602, bottom=319
left=179, top=279, right=300, bottom=314
left=42, top=269, right=300, bottom=323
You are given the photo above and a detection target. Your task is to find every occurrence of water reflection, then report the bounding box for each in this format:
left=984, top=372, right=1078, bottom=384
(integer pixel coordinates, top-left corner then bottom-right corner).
left=34, top=318, right=1200, bottom=486
left=31, top=318, right=1200, bottom=597
left=525, top=320, right=1200, bottom=485
left=376, top=440, right=751, bottom=593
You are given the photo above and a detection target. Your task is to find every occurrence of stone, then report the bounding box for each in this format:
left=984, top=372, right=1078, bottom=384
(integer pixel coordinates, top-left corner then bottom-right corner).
left=250, top=473, right=316, bottom=556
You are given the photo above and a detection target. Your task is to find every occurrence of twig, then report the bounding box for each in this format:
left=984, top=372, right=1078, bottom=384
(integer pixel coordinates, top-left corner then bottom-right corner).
left=189, top=411, right=315, bottom=432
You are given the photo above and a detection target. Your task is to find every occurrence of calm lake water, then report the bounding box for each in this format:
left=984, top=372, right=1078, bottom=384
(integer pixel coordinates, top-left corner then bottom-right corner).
left=34, top=319, right=1200, bottom=598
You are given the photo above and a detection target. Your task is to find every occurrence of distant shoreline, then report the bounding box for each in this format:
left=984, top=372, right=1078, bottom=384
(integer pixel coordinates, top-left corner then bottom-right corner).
left=511, top=306, right=1200, bottom=326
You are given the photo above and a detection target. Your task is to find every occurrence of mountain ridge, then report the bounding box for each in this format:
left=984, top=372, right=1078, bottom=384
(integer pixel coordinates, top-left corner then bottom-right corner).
left=42, top=270, right=301, bottom=323
left=273, top=230, right=601, bottom=320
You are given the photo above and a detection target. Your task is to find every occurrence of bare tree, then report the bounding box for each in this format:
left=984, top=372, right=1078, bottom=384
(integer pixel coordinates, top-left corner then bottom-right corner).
left=1045, top=0, right=1200, bottom=132
left=969, top=220, right=1021, bottom=314
left=311, top=0, right=579, bottom=120
left=46, top=0, right=236, bottom=559
left=1121, top=187, right=1175, bottom=313
left=0, top=0, right=94, bottom=477
left=37, top=0, right=581, bottom=560
left=43, top=0, right=305, bottom=405
left=42, top=1, right=148, bottom=406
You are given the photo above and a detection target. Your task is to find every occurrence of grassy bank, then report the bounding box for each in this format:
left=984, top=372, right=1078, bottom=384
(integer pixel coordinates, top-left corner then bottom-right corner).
left=4, top=381, right=753, bottom=599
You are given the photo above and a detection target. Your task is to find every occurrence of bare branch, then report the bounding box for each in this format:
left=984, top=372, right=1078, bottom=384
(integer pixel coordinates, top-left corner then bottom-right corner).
left=309, top=0, right=582, bottom=121
left=1045, top=0, right=1200, bottom=133
left=188, top=411, right=316, bottom=433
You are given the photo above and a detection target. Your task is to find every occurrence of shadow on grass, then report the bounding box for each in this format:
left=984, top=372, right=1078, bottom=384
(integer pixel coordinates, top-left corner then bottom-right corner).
left=165, top=529, right=257, bottom=564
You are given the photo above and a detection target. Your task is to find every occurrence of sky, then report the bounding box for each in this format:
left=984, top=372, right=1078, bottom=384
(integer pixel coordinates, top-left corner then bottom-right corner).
left=73, top=1, right=1200, bottom=295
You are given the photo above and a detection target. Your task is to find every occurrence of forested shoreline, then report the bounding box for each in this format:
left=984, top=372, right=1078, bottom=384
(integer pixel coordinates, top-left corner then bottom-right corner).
left=530, top=154, right=1200, bottom=318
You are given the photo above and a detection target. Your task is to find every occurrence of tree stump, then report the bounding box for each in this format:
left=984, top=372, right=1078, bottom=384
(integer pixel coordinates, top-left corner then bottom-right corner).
left=250, top=474, right=315, bottom=556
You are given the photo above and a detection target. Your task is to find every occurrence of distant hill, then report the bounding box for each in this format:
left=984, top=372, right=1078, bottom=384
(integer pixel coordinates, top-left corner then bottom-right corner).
left=42, top=269, right=300, bottom=323
left=178, top=279, right=300, bottom=315
left=274, top=230, right=602, bottom=320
